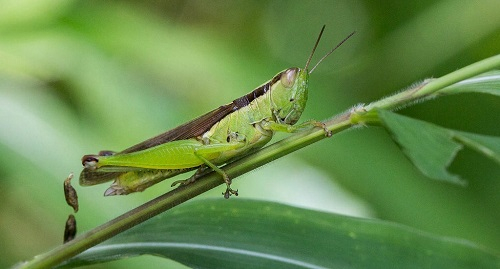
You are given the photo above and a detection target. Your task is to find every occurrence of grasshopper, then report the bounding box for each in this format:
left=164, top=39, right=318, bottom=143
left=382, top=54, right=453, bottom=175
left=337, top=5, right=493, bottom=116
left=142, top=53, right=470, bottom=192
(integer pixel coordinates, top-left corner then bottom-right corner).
left=80, top=26, right=354, bottom=198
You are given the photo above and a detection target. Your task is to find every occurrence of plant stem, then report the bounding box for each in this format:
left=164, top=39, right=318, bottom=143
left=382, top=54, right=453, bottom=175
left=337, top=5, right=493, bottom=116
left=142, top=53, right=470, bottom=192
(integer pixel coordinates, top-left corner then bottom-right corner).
left=365, top=54, right=500, bottom=111
left=17, top=54, right=500, bottom=269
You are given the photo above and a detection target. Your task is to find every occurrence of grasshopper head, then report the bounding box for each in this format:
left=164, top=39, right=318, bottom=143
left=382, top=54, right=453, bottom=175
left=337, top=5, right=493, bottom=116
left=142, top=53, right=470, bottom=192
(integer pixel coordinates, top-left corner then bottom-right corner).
left=270, top=67, right=309, bottom=125
left=270, top=27, right=354, bottom=126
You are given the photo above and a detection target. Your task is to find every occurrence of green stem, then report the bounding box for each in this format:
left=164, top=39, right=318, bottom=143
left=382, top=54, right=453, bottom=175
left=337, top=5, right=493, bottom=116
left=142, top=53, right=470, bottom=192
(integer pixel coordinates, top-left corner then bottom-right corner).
left=17, top=54, right=500, bottom=269
left=364, top=54, right=500, bottom=111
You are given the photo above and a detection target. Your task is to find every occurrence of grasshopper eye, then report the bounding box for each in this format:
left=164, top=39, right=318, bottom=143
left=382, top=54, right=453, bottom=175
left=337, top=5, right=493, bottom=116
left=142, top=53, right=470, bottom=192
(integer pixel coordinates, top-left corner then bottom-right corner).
left=281, top=68, right=298, bottom=88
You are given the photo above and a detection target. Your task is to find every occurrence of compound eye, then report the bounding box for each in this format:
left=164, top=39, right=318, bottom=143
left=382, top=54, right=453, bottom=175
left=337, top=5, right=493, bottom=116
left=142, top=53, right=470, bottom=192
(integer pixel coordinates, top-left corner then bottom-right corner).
left=280, top=68, right=298, bottom=88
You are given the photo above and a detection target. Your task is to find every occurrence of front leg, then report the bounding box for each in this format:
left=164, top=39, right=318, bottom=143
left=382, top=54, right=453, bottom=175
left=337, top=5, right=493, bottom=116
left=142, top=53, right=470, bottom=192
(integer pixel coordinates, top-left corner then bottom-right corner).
left=262, top=119, right=332, bottom=137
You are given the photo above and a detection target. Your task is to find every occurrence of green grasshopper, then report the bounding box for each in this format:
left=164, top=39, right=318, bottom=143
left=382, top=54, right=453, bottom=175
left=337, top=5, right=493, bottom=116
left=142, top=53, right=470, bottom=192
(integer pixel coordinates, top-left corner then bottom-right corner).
left=80, top=26, right=354, bottom=198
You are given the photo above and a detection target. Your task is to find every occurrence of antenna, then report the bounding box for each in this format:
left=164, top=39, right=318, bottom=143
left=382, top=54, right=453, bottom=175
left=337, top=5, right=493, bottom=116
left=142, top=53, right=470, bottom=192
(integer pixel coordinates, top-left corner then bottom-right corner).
left=304, top=25, right=326, bottom=71
left=309, top=30, right=355, bottom=74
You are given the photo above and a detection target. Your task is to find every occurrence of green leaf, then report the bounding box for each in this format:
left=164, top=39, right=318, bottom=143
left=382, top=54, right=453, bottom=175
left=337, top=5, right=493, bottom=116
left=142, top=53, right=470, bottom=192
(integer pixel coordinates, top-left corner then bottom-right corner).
left=454, top=131, right=500, bottom=165
left=378, top=110, right=463, bottom=184
left=438, top=70, right=500, bottom=96
left=60, top=199, right=499, bottom=268
left=378, top=110, right=500, bottom=185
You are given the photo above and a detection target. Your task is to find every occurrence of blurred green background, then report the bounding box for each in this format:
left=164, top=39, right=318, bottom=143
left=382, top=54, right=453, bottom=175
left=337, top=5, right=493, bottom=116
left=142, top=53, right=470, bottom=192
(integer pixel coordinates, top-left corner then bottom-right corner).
left=1, top=0, right=499, bottom=268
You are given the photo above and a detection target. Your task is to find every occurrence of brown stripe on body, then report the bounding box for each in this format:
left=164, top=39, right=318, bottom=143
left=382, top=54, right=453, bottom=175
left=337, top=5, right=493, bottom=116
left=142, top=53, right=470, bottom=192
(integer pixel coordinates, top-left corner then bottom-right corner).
left=231, top=71, right=282, bottom=110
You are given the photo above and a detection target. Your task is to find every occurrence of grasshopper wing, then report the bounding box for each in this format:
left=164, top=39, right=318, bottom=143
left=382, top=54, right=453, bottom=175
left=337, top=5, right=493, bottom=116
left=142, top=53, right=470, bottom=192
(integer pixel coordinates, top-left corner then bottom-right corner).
left=120, top=103, right=237, bottom=154
left=80, top=102, right=237, bottom=189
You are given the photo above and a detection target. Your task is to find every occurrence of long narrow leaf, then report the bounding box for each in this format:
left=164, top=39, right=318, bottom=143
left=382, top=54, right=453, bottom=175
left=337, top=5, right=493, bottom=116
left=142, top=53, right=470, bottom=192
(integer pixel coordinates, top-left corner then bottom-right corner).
left=437, top=70, right=500, bottom=96
left=61, top=199, right=499, bottom=268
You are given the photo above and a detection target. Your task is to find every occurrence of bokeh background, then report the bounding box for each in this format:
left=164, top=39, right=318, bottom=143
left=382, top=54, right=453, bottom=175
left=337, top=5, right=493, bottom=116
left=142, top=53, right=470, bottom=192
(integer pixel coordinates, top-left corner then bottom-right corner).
left=1, top=1, right=499, bottom=268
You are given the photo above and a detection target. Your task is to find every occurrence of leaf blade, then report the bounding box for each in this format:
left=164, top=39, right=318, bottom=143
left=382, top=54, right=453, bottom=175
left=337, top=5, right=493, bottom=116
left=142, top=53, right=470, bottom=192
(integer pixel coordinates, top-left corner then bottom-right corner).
left=60, top=199, right=500, bottom=269
left=454, top=132, right=500, bottom=165
left=438, top=70, right=500, bottom=96
left=378, top=110, right=500, bottom=185
left=378, top=109, right=465, bottom=185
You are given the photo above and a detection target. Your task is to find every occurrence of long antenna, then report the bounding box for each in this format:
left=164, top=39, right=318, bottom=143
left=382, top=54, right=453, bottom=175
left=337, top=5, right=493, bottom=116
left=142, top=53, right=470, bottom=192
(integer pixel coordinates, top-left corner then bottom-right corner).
left=304, top=25, right=326, bottom=71
left=309, top=30, right=356, bottom=74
